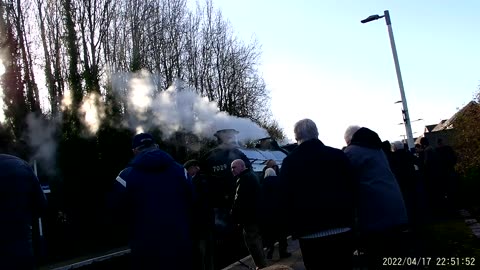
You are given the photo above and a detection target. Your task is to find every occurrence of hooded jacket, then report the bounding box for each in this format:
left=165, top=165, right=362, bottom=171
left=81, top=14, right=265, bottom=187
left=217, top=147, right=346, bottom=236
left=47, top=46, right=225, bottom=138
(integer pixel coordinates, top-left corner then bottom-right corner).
left=112, top=148, right=194, bottom=269
left=344, top=128, right=408, bottom=233
left=0, top=154, right=47, bottom=269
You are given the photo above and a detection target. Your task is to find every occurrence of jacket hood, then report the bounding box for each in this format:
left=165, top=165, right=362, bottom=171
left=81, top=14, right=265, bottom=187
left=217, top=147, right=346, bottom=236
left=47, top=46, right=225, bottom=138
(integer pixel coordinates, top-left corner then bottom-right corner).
left=129, top=148, right=175, bottom=171
left=350, top=127, right=382, bottom=149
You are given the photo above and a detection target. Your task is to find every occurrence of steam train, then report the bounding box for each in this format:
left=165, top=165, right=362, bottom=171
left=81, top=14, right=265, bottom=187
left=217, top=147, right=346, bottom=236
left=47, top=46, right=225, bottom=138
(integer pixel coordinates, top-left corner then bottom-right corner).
left=200, top=129, right=294, bottom=268
left=201, top=129, right=290, bottom=211
left=33, top=128, right=295, bottom=269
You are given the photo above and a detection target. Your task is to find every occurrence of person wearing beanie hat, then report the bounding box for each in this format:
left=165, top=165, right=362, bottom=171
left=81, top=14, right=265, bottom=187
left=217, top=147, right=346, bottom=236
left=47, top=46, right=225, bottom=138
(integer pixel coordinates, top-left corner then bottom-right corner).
left=131, top=133, right=157, bottom=153
left=111, top=132, right=195, bottom=270
left=344, top=125, right=408, bottom=269
left=184, top=159, right=215, bottom=270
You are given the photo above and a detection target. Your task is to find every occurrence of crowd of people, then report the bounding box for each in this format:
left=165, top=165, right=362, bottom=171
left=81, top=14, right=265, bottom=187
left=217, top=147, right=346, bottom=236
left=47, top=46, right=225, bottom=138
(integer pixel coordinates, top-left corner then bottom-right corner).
left=1, top=118, right=458, bottom=270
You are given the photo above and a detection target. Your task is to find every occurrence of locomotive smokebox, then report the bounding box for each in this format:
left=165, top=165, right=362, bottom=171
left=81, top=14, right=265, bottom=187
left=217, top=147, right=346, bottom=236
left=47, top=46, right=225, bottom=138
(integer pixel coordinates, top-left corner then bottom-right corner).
left=214, top=129, right=240, bottom=147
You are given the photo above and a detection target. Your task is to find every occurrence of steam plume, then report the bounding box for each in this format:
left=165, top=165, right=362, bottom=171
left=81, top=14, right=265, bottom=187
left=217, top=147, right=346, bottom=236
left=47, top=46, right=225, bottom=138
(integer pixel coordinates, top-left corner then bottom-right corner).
left=113, top=70, right=269, bottom=143
left=26, top=113, right=57, bottom=176
left=80, top=92, right=105, bottom=135
left=25, top=69, right=269, bottom=173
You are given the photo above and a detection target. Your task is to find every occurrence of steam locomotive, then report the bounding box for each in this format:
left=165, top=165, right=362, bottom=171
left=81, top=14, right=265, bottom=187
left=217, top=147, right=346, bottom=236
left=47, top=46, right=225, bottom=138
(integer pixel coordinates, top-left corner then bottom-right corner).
left=33, top=129, right=295, bottom=270
left=200, top=129, right=293, bottom=268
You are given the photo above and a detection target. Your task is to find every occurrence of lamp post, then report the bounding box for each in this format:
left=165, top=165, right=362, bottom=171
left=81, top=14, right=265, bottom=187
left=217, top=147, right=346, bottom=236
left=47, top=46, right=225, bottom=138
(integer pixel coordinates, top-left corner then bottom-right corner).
left=398, top=118, right=422, bottom=125
left=362, top=10, right=415, bottom=152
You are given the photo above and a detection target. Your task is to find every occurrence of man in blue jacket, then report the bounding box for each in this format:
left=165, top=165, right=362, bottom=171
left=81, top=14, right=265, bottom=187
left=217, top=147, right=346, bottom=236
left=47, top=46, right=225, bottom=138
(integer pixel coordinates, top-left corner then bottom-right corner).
left=0, top=154, right=47, bottom=270
left=112, top=133, right=195, bottom=270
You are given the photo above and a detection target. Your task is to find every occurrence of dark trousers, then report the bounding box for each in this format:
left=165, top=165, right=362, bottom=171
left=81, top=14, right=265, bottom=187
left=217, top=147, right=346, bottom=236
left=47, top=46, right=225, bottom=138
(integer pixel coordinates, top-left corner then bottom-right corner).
left=194, top=231, right=215, bottom=270
left=361, top=227, right=410, bottom=270
left=299, top=231, right=353, bottom=270
left=243, top=223, right=267, bottom=268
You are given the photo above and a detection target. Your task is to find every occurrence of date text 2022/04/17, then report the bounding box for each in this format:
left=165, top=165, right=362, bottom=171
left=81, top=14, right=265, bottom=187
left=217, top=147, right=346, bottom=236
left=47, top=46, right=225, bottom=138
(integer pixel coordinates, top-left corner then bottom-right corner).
left=382, top=257, right=476, bottom=267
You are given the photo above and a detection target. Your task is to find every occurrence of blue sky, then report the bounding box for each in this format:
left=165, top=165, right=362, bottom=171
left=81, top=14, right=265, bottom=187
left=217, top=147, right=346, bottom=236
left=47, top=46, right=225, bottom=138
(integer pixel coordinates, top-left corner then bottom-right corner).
left=201, top=0, right=480, bottom=148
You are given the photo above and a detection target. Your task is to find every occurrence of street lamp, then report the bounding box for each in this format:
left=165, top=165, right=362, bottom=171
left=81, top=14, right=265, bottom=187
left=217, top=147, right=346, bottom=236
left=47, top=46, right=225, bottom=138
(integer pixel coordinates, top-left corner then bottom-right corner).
left=362, top=10, right=415, bottom=152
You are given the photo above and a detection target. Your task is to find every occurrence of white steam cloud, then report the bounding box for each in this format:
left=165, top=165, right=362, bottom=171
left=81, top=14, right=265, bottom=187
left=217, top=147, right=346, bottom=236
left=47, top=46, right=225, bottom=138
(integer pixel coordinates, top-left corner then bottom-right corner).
left=80, top=92, right=105, bottom=135
left=23, top=69, right=269, bottom=174
left=61, top=89, right=72, bottom=111
left=114, top=70, right=269, bottom=142
left=26, top=113, right=57, bottom=176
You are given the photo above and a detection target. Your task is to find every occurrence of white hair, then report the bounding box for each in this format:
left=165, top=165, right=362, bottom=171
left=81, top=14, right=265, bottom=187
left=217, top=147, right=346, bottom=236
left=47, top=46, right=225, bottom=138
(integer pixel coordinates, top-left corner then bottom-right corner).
left=294, top=119, right=319, bottom=144
left=392, top=141, right=404, bottom=151
left=264, top=168, right=277, bottom=178
left=344, top=125, right=361, bottom=145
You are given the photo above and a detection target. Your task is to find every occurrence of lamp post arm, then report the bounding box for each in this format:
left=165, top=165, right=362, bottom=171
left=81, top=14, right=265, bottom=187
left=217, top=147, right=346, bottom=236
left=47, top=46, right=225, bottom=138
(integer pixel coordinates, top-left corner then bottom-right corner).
left=384, top=10, right=415, bottom=151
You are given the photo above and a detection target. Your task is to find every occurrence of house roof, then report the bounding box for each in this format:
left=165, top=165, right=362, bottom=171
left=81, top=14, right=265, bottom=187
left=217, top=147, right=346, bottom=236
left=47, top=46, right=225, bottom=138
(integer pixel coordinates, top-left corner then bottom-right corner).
left=425, top=124, right=437, bottom=133
left=432, top=119, right=449, bottom=132
left=432, top=101, right=479, bottom=132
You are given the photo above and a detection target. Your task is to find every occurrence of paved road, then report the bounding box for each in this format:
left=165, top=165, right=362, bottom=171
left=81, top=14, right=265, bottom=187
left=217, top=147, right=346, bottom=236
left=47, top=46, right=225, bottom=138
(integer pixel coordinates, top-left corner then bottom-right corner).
left=39, top=209, right=479, bottom=270
left=223, top=238, right=305, bottom=270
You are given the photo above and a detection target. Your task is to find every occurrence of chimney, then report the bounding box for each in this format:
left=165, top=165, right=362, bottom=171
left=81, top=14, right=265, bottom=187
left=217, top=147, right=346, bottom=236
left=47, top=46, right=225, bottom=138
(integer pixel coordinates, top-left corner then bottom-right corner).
left=214, top=129, right=240, bottom=147
left=255, top=137, right=273, bottom=149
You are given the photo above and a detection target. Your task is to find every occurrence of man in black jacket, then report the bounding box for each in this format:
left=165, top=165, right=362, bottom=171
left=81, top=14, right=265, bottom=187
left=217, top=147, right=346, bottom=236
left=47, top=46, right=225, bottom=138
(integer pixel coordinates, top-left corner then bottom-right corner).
left=280, top=119, right=355, bottom=270
left=231, top=159, right=266, bottom=270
